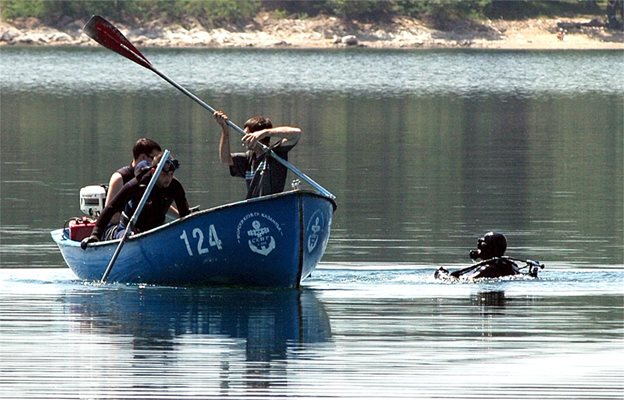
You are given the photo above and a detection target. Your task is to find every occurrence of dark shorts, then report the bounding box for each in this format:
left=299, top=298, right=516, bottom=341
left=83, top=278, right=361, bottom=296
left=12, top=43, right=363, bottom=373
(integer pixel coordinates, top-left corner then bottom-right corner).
left=103, top=224, right=126, bottom=241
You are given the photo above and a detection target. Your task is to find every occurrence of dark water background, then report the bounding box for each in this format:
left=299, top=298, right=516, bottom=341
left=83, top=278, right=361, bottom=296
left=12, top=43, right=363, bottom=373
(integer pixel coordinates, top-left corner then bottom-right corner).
left=1, top=47, right=622, bottom=399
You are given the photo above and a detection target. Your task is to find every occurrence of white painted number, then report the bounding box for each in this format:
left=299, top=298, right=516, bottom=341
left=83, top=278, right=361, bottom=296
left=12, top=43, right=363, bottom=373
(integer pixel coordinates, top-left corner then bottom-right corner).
left=208, top=225, right=223, bottom=249
left=180, top=225, right=222, bottom=256
left=193, top=228, right=209, bottom=255
left=180, top=230, right=193, bottom=256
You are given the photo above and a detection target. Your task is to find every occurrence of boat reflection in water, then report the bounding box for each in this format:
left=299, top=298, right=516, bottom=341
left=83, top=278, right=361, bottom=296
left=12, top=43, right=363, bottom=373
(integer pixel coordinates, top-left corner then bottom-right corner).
left=62, top=286, right=332, bottom=365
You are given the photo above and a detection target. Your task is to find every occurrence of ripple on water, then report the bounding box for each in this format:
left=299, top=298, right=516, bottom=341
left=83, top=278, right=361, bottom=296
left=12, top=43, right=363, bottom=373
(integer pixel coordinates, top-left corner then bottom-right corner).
left=0, top=268, right=621, bottom=399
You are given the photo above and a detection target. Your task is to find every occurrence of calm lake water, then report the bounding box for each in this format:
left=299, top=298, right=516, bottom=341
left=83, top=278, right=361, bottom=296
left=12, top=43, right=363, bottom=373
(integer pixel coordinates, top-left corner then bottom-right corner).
left=1, top=47, right=623, bottom=399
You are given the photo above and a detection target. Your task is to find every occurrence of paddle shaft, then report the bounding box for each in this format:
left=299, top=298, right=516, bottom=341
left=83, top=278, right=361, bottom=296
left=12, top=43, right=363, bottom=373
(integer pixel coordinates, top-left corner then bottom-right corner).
left=84, top=16, right=334, bottom=200
left=150, top=67, right=334, bottom=199
left=101, top=149, right=171, bottom=283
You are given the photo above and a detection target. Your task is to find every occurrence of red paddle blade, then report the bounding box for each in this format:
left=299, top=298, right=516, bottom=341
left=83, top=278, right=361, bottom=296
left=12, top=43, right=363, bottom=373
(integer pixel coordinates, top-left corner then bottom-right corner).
left=83, top=15, right=152, bottom=69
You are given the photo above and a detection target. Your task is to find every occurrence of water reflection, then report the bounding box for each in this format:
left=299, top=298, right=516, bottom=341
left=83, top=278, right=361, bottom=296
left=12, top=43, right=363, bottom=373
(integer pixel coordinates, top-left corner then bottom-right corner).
left=63, top=286, right=332, bottom=364
left=1, top=48, right=622, bottom=267
left=471, top=290, right=507, bottom=308
left=1, top=268, right=622, bottom=399
left=2, top=47, right=623, bottom=98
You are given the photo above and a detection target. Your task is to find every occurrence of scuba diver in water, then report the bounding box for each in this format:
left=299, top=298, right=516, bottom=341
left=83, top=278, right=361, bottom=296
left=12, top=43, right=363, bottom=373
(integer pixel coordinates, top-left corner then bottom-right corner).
left=434, top=232, right=544, bottom=280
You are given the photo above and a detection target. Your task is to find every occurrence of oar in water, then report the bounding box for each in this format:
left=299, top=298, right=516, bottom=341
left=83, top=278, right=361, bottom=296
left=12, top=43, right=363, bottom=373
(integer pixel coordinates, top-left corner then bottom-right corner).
left=100, top=149, right=171, bottom=283
left=83, top=15, right=335, bottom=200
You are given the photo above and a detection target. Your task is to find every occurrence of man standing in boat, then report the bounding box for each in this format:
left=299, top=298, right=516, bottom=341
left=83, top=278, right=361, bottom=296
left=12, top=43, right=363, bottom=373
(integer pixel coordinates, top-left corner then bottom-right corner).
left=81, top=153, right=190, bottom=247
left=213, top=111, right=302, bottom=199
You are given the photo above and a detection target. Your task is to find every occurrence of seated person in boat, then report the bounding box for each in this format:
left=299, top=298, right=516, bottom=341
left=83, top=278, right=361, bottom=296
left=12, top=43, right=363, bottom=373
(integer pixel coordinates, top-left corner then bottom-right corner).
left=213, top=111, right=302, bottom=199
left=81, top=153, right=190, bottom=247
left=434, top=232, right=543, bottom=280
left=106, top=137, right=162, bottom=224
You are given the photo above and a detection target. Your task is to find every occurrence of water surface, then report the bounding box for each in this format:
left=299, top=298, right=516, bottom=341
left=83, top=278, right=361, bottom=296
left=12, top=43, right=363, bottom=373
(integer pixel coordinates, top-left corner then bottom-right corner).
left=1, top=47, right=622, bottom=266
left=0, top=48, right=622, bottom=399
left=0, top=267, right=622, bottom=399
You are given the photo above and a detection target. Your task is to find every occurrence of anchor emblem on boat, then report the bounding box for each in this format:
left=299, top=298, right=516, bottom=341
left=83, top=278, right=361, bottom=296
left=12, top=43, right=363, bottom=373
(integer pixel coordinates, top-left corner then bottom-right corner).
left=247, top=220, right=276, bottom=256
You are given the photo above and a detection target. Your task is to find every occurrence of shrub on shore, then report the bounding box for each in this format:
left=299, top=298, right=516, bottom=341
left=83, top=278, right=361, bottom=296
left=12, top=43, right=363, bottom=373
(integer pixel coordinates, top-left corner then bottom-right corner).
left=0, top=0, right=613, bottom=29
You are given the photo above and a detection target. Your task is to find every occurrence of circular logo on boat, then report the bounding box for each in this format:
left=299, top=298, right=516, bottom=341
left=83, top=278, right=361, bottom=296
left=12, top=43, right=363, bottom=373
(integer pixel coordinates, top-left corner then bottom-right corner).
left=306, top=210, right=325, bottom=253
left=236, top=212, right=283, bottom=256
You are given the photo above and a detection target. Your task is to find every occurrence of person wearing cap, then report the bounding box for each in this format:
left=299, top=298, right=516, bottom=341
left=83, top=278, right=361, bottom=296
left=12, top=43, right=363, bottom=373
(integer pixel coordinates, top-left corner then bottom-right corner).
left=212, top=111, right=302, bottom=199
left=81, top=153, right=190, bottom=247
left=105, top=138, right=162, bottom=224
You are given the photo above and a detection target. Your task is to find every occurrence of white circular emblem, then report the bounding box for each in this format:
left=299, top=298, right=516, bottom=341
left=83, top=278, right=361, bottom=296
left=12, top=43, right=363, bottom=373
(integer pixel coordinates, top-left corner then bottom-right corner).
left=236, top=212, right=283, bottom=256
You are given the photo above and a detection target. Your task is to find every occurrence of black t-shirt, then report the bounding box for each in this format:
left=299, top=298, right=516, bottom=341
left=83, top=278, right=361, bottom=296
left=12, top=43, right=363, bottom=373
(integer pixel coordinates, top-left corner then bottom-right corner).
left=93, top=174, right=190, bottom=238
left=116, top=164, right=135, bottom=184
left=230, top=146, right=292, bottom=199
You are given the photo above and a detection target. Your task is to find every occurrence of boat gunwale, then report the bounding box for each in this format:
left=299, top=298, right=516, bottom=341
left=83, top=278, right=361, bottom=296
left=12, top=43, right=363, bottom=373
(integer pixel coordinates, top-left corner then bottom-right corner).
left=52, top=189, right=336, bottom=248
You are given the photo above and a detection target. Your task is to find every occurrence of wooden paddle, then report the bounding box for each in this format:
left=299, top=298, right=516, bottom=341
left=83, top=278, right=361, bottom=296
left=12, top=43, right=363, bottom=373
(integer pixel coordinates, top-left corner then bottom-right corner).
left=83, top=15, right=335, bottom=200
left=100, top=149, right=171, bottom=283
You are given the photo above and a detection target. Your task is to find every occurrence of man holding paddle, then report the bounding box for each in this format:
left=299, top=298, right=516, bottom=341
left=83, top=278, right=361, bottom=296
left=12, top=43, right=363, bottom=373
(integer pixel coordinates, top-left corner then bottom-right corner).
left=83, top=15, right=333, bottom=200
left=105, top=137, right=162, bottom=224
left=81, top=153, right=190, bottom=248
left=213, top=111, right=302, bottom=199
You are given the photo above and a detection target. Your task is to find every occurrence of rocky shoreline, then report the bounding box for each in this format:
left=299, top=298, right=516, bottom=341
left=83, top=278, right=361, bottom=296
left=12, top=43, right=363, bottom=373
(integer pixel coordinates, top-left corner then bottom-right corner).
left=1, top=13, right=623, bottom=50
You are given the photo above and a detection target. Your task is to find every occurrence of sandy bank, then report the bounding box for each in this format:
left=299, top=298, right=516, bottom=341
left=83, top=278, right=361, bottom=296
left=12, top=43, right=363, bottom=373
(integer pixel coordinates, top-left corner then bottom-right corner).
left=1, top=13, right=623, bottom=50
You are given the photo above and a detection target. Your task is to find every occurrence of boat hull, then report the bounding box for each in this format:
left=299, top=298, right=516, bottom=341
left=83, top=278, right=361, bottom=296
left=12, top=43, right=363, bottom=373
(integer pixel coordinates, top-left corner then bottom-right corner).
left=52, top=190, right=336, bottom=288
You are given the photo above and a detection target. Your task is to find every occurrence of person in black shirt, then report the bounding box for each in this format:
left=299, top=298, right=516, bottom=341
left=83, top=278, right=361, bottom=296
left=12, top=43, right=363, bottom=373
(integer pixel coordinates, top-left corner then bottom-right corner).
left=213, top=111, right=301, bottom=199
left=105, top=138, right=162, bottom=224
left=81, top=154, right=190, bottom=247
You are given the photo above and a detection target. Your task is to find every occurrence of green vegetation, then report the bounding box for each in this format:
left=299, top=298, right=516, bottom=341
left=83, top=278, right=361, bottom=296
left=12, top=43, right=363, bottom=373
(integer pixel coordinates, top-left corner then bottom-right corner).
left=0, top=0, right=614, bottom=28
left=0, top=0, right=261, bottom=27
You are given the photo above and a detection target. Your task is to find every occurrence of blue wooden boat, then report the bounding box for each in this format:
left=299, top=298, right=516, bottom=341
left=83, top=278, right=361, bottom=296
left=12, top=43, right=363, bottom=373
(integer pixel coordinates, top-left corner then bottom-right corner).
left=51, top=190, right=336, bottom=288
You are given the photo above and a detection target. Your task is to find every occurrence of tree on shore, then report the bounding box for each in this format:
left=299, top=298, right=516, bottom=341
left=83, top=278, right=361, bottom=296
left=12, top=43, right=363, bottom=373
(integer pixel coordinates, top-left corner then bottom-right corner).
left=1, top=0, right=620, bottom=30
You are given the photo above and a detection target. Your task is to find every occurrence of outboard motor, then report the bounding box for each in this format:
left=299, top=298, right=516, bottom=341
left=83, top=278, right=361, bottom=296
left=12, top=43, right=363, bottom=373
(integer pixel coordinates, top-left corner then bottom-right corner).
left=79, top=185, right=107, bottom=217
left=64, top=185, right=107, bottom=242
